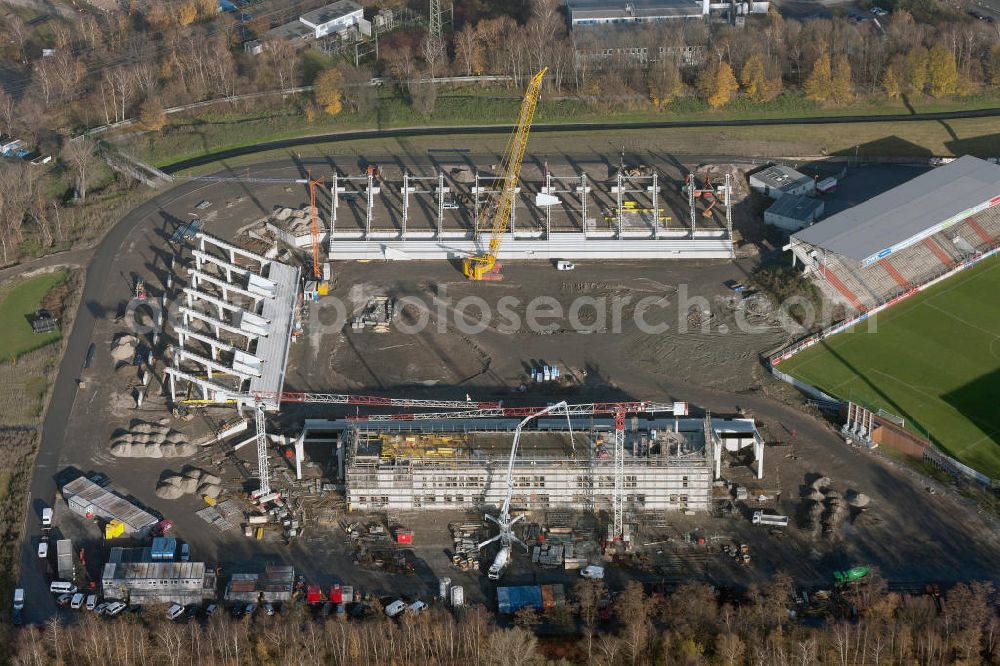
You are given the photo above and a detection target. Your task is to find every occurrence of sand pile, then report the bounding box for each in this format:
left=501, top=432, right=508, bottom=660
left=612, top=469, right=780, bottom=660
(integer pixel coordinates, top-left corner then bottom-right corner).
left=155, top=466, right=223, bottom=500
left=111, top=420, right=194, bottom=457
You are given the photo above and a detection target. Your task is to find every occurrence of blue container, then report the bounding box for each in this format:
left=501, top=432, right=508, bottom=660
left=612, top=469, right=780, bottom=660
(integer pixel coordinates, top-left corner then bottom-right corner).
left=497, top=586, right=542, bottom=614
left=151, top=536, right=177, bottom=560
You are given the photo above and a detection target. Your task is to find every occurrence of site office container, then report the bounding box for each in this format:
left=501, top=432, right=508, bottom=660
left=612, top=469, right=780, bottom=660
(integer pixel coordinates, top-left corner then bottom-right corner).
left=540, top=585, right=555, bottom=610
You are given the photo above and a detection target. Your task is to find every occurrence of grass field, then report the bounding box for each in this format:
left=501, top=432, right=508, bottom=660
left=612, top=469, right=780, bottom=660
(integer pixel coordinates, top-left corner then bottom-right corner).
left=781, top=255, right=1000, bottom=477
left=0, top=271, right=66, bottom=361
left=134, top=87, right=1000, bottom=169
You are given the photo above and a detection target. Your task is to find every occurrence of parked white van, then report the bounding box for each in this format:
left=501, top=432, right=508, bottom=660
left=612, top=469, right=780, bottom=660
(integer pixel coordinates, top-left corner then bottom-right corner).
left=384, top=600, right=406, bottom=618
left=49, top=581, right=77, bottom=595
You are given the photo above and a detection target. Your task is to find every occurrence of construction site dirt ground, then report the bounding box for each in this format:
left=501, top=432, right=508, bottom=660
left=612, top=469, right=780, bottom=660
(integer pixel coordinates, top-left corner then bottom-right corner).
left=36, top=154, right=1000, bottom=617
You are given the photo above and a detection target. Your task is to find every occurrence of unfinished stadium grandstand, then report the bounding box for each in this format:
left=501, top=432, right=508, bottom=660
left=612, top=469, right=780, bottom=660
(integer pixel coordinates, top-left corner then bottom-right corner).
left=787, top=156, right=1000, bottom=312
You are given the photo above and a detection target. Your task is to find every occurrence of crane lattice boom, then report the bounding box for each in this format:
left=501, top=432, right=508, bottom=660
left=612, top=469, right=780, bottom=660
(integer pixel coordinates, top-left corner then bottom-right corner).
left=346, top=400, right=678, bottom=422
left=252, top=392, right=497, bottom=409
left=463, top=68, right=547, bottom=281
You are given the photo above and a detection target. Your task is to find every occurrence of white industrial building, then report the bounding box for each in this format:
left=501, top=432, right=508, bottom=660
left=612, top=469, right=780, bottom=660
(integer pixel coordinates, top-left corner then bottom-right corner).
left=263, top=0, right=365, bottom=43
left=566, top=0, right=769, bottom=28
left=764, top=195, right=825, bottom=231
left=749, top=165, right=815, bottom=200
left=298, top=0, right=364, bottom=38
left=331, top=414, right=764, bottom=513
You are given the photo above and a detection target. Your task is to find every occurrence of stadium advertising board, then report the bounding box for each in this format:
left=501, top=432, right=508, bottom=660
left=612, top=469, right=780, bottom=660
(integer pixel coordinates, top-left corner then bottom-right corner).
left=861, top=196, right=1000, bottom=266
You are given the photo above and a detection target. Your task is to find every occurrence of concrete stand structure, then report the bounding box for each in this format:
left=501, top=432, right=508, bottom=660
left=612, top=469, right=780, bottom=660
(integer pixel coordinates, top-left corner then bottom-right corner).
left=332, top=415, right=763, bottom=513
left=327, top=169, right=734, bottom=260
left=165, top=232, right=300, bottom=411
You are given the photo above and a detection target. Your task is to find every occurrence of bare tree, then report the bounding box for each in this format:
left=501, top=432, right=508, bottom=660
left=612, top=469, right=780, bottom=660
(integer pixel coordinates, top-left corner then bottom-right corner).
left=0, top=164, right=35, bottom=264
left=421, top=36, right=446, bottom=80
left=455, top=25, right=481, bottom=76
left=61, top=139, right=96, bottom=203
left=0, top=88, right=14, bottom=138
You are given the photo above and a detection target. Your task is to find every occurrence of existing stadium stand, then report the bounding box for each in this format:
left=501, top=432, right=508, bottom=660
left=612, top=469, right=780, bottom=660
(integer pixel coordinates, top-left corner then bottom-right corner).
left=787, top=156, right=1000, bottom=312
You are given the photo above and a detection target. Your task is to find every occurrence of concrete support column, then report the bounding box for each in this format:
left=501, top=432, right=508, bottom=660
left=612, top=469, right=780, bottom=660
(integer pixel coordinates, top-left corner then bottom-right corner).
left=651, top=171, right=659, bottom=240
left=755, top=439, right=764, bottom=479
left=473, top=172, right=480, bottom=238
left=336, top=438, right=344, bottom=482
left=294, top=432, right=305, bottom=480
left=401, top=172, right=410, bottom=238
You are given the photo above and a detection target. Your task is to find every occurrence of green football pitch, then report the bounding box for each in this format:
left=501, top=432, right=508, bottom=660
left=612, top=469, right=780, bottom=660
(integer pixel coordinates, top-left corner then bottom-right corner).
left=779, top=254, right=1000, bottom=478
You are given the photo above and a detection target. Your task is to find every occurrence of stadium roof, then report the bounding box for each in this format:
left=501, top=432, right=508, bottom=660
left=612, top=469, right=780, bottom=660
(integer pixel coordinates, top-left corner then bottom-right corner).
left=791, top=156, right=1000, bottom=264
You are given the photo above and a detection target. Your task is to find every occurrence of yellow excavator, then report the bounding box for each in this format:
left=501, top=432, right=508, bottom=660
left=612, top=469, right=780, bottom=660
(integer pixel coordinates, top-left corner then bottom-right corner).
left=463, top=68, right=547, bottom=281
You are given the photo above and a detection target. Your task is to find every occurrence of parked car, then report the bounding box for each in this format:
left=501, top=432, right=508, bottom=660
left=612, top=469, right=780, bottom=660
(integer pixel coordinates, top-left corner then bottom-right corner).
left=56, top=593, right=74, bottom=607
left=41, top=507, right=53, bottom=526
left=13, top=588, right=24, bottom=626
left=70, top=593, right=85, bottom=610
left=86, top=595, right=97, bottom=611
left=104, top=601, right=127, bottom=616
left=408, top=601, right=428, bottom=615
left=94, top=602, right=110, bottom=615
left=180, top=544, right=190, bottom=562
left=555, top=260, right=576, bottom=271
left=384, top=600, right=406, bottom=618
left=37, top=542, right=48, bottom=558
left=204, top=604, right=218, bottom=616
left=580, top=565, right=606, bottom=580
left=244, top=603, right=256, bottom=617
left=166, top=603, right=185, bottom=620
left=263, top=603, right=275, bottom=616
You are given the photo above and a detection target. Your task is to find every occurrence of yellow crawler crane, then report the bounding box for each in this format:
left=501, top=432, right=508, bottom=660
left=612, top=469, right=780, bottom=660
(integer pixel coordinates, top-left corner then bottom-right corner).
left=463, top=68, right=547, bottom=281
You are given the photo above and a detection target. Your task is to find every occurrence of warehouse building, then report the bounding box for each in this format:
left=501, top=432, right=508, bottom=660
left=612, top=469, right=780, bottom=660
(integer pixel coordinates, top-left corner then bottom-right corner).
left=565, top=0, right=769, bottom=27
left=225, top=565, right=296, bottom=602
left=339, top=415, right=764, bottom=513
left=102, top=561, right=215, bottom=605
left=61, top=477, right=159, bottom=536
left=764, top=195, right=825, bottom=231
left=749, top=165, right=815, bottom=200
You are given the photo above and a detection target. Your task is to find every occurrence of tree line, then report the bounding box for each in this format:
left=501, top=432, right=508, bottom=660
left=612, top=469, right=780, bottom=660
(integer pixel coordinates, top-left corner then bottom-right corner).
left=9, top=574, right=1000, bottom=665
left=2, top=0, right=999, bottom=139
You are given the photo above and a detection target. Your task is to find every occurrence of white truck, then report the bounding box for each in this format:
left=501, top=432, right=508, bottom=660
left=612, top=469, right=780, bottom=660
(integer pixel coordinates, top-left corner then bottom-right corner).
left=752, top=511, right=789, bottom=527
left=487, top=546, right=511, bottom=581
